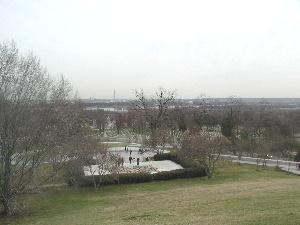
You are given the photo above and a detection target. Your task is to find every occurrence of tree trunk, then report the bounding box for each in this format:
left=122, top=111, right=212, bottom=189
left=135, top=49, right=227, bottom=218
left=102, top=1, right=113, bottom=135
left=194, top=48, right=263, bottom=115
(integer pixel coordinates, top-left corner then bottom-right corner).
left=91, top=175, right=98, bottom=192
left=2, top=147, right=16, bottom=216
left=2, top=169, right=16, bottom=216
left=232, top=145, right=237, bottom=156
left=205, top=167, right=212, bottom=179
left=2, top=196, right=16, bottom=216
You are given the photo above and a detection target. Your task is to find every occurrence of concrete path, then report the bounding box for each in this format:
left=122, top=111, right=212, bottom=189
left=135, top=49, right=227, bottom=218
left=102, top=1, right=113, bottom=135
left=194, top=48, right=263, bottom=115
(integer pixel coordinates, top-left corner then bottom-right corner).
left=220, top=154, right=300, bottom=175
left=108, top=146, right=170, bottom=163
left=84, top=160, right=183, bottom=176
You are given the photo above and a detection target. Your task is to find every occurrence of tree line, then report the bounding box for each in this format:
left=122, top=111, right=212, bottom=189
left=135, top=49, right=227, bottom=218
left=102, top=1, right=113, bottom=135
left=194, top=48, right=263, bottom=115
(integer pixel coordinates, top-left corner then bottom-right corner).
left=1, top=40, right=300, bottom=216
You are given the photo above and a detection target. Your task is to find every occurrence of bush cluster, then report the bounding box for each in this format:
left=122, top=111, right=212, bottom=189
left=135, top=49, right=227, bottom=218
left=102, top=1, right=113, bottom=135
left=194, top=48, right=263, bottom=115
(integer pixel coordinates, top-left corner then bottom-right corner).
left=67, top=152, right=207, bottom=187
left=75, top=167, right=206, bottom=187
left=63, top=160, right=85, bottom=186
left=77, top=172, right=153, bottom=187
left=153, top=153, right=175, bottom=161
left=152, top=168, right=206, bottom=180
left=153, top=152, right=199, bottom=168
left=118, top=173, right=153, bottom=184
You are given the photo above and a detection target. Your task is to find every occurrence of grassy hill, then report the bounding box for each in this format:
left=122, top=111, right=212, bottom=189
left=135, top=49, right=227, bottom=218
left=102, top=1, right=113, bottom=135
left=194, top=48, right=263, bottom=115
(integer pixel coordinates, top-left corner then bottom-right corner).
left=1, top=162, right=300, bottom=225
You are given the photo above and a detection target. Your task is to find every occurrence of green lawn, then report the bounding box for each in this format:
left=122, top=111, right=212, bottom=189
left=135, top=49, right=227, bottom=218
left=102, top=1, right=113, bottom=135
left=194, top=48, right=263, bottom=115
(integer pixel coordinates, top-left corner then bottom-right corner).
left=1, top=162, right=300, bottom=225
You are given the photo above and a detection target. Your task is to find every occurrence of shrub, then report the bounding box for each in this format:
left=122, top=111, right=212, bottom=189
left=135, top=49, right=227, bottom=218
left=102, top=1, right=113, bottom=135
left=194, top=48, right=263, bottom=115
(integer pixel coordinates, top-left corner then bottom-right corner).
left=77, top=168, right=207, bottom=187
left=118, top=173, right=153, bottom=184
left=153, top=152, right=199, bottom=168
left=152, top=168, right=206, bottom=181
left=152, top=169, right=182, bottom=180
left=153, top=153, right=174, bottom=161
left=77, top=174, right=117, bottom=187
left=63, top=160, right=85, bottom=186
left=77, top=173, right=153, bottom=187
left=74, top=153, right=207, bottom=188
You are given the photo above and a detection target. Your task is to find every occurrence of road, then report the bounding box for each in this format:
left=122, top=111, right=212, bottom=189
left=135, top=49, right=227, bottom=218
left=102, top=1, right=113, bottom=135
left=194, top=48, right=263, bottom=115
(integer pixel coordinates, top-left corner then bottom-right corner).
left=220, top=154, right=300, bottom=175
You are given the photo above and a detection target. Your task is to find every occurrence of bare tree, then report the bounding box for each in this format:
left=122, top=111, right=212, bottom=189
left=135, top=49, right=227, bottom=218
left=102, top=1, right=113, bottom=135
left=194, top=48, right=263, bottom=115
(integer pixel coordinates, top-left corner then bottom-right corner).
left=134, top=87, right=175, bottom=150
left=68, top=135, right=123, bottom=191
left=64, top=132, right=122, bottom=192
left=85, top=110, right=107, bottom=133
left=62, top=133, right=119, bottom=191
left=156, top=128, right=172, bottom=153
left=0, top=41, right=83, bottom=216
left=85, top=151, right=120, bottom=191
left=180, top=131, right=229, bottom=178
left=115, top=113, right=125, bottom=135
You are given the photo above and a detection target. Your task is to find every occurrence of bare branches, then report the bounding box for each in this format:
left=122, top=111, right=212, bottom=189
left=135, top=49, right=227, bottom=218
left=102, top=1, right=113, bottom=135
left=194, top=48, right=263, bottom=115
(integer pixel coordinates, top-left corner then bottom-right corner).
left=0, top=41, right=83, bottom=216
left=133, top=88, right=176, bottom=149
left=180, top=131, right=229, bottom=178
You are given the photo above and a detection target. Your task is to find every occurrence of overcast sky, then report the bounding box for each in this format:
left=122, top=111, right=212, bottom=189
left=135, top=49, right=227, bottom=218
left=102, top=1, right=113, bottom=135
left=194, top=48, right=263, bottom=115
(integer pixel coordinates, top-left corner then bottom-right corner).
left=1, top=0, right=300, bottom=99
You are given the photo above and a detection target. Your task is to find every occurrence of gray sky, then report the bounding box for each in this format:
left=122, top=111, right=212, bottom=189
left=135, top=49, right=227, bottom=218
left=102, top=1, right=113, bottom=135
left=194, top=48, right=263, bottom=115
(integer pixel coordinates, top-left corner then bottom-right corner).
left=1, top=0, right=300, bottom=99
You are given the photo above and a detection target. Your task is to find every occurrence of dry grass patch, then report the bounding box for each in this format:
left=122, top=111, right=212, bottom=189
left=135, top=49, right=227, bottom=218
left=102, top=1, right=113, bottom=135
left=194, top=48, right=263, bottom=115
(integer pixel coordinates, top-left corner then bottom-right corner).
left=1, top=164, right=299, bottom=225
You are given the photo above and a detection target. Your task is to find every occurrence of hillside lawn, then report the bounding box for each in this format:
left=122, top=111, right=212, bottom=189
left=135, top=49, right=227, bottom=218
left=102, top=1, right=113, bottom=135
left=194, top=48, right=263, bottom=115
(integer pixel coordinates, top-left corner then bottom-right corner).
left=1, top=162, right=300, bottom=225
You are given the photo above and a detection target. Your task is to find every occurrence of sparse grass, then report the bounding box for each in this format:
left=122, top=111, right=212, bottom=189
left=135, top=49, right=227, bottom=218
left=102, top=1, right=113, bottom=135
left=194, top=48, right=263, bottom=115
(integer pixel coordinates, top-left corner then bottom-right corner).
left=1, top=162, right=299, bottom=225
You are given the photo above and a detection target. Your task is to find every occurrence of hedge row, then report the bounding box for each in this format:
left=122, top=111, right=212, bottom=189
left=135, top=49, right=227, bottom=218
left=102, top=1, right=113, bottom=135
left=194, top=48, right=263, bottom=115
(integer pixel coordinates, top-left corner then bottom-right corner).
left=76, top=167, right=206, bottom=187
left=152, top=168, right=206, bottom=181
left=77, top=172, right=153, bottom=187
left=153, top=152, right=198, bottom=168
left=66, top=152, right=206, bottom=187
left=153, top=153, right=177, bottom=161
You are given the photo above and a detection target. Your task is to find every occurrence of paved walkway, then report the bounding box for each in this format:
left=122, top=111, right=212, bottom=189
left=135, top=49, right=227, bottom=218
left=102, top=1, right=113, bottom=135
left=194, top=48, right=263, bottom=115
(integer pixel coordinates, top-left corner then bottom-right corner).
left=220, top=154, right=300, bottom=175
left=108, top=146, right=170, bottom=163
left=83, top=160, right=183, bottom=176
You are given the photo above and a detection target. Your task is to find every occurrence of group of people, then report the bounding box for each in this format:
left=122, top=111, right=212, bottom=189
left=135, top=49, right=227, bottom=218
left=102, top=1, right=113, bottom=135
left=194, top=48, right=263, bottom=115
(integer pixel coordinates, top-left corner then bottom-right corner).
left=129, top=156, right=140, bottom=165
left=124, top=146, right=133, bottom=155
left=124, top=145, right=150, bottom=165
